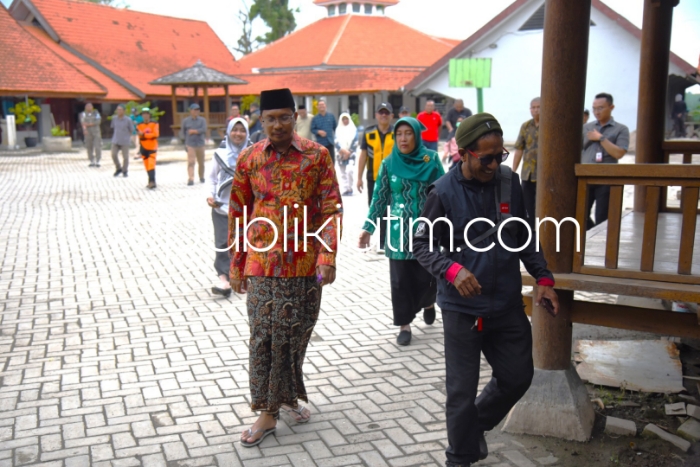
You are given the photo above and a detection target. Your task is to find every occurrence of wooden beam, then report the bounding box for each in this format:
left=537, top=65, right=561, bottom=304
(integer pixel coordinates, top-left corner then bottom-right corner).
left=641, top=186, right=661, bottom=271
left=203, top=86, right=210, bottom=140
left=575, top=164, right=700, bottom=179
left=171, top=85, right=177, bottom=126
left=533, top=0, right=591, bottom=371
left=225, top=85, right=231, bottom=118
left=605, top=186, right=624, bottom=269
left=634, top=0, right=675, bottom=211
left=662, top=140, right=700, bottom=153
left=679, top=187, right=699, bottom=275
left=577, top=266, right=700, bottom=286
left=522, top=270, right=700, bottom=299
left=573, top=178, right=589, bottom=273
left=523, top=295, right=700, bottom=339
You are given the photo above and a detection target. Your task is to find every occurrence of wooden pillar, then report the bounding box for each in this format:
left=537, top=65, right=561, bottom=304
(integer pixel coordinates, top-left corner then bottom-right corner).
left=534, top=0, right=592, bottom=371
left=203, top=85, right=210, bottom=140
left=171, top=85, right=177, bottom=126
left=225, top=85, right=231, bottom=117
left=634, top=0, right=676, bottom=212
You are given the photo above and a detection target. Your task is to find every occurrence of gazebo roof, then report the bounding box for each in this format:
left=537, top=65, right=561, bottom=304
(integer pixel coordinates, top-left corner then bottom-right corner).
left=150, top=60, right=247, bottom=86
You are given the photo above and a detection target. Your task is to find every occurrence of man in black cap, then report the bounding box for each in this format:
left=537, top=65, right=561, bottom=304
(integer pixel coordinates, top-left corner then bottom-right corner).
left=357, top=102, right=394, bottom=250
left=180, top=103, right=208, bottom=186
left=228, top=88, right=343, bottom=448
left=413, top=113, right=559, bottom=467
left=399, top=106, right=410, bottom=118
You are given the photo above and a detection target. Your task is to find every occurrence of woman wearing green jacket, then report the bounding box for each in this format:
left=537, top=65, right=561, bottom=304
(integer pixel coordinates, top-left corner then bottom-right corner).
left=358, top=117, right=445, bottom=345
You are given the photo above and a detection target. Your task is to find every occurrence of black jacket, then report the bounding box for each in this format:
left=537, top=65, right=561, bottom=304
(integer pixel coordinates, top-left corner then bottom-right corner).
left=412, top=163, right=553, bottom=316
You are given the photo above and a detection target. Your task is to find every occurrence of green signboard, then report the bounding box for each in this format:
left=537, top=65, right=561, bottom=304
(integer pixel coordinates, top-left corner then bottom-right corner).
left=449, top=58, right=492, bottom=88
left=448, top=58, right=492, bottom=112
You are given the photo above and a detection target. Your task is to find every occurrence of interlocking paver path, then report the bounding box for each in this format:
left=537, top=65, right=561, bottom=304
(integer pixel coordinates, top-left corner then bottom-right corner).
left=0, top=150, right=562, bottom=466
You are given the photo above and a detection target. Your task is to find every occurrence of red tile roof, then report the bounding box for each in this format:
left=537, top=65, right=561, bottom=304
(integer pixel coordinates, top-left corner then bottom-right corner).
left=0, top=4, right=105, bottom=97
left=229, top=68, right=421, bottom=96
left=232, top=14, right=456, bottom=73
left=21, top=0, right=238, bottom=97
left=19, top=22, right=138, bottom=101
left=407, top=0, right=696, bottom=90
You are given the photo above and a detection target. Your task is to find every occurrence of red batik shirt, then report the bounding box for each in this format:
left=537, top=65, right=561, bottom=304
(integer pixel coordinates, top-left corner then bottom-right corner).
left=228, top=133, right=343, bottom=279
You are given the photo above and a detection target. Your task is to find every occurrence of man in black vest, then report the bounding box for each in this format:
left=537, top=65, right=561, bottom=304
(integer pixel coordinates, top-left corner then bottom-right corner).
left=413, top=113, right=560, bottom=467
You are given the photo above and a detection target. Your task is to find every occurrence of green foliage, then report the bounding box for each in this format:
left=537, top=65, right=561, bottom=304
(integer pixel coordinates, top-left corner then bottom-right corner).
left=241, top=95, right=258, bottom=114
left=250, top=0, right=298, bottom=45
left=107, top=101, right=165, bottom=121
left=234, top=1, right=258, bottom=55
left=9, top=99, right=41, bottom=127
left=351, top=113, right=360, bottom=127
left=691, top=103, right=700, bottom=122
left=51, top=125, right=69, bottom=137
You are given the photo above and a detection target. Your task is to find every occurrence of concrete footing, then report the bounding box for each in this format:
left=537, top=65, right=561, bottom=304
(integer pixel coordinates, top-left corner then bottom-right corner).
left=502, top=365, right=595, bottom=441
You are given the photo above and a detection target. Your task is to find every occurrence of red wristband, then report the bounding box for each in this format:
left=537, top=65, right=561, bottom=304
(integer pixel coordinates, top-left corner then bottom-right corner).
left=537, top=277, right=555, bottom=287
left=446, top=263, right=463, bottom=284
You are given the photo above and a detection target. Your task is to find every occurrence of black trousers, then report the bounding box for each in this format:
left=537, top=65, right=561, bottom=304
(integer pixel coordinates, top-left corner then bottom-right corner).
left=389, top=259, right=436, bottom=326
left=366, top=176, right=386, bottom=249
left=521, top=179, right=537, bottom=232
left=586, top=184, right=611, bottom=230
left=442, top=308, right=534, bottom=465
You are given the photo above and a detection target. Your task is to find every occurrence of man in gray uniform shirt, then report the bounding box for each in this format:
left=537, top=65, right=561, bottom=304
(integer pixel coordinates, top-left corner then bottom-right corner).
left=180, top=103, right=208, bottom=186
left=111, top=104, right=134, bottom=177
left=80, top=103, right=102, bottom=167
left=582, top=92, right=629, bottom=230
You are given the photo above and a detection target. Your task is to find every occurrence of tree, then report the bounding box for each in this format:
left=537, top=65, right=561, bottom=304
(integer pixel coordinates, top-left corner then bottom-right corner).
left=234, top=1, right=258, bottom=56
left=84, top=0, right=129, bottom=7
left=250, top=0, right=298, bottom=45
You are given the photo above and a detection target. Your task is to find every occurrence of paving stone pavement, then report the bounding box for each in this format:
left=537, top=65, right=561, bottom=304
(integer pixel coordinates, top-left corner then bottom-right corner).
left=0, top=150, right=567, bottom=466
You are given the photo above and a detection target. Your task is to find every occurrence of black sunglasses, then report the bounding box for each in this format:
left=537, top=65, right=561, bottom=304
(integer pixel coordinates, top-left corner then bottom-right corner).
left=467, top=148, right=510, bottom=166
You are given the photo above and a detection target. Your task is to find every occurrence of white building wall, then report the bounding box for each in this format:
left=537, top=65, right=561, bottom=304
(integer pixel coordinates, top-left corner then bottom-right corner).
left=416, top=1, right=688, bottom=143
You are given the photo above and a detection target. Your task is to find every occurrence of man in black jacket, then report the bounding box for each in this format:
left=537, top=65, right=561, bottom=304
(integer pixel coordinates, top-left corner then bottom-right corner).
left=413, top=113, right=560, bottom=467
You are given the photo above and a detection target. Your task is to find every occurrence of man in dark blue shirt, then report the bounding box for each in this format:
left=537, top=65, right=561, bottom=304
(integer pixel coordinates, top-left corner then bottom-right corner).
left=311, top=99, right=337, bottom=161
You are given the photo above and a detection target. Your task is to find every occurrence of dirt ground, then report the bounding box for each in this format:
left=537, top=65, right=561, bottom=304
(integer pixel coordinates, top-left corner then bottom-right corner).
left=488, top=340, right=700, bottom=467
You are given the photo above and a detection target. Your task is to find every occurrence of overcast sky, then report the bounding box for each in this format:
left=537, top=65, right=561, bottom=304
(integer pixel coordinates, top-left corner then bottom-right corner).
left=3, top=0, right=698, bottom=66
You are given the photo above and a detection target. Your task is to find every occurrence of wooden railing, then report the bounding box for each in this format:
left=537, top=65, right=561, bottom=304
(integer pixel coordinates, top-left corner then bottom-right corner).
left=573, top=163, right=700, bottom=285
left=661, top=141, right=700, bottom=213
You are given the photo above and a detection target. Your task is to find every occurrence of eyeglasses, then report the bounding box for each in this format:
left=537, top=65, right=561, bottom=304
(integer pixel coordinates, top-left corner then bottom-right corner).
left=466, top=148, right=510, bottom=166
left=262, top=115, right=294, bottom=125
left=377, top=110, right=391, bottom=116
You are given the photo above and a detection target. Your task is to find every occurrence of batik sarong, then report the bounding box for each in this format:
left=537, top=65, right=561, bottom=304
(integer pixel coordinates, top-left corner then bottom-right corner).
left=246, top=276, right=321, bottom=414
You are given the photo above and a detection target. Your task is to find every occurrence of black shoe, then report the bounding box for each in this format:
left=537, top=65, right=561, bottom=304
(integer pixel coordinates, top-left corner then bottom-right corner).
left=200, top=178, right=205, bottom=183
left=423, top=306, right=436, bottom=325
left=212, top=286, right=232, bottom=297
left=397, top=330, right=411, bottom=346
left=96, top=163, right=101, bottom=168
left=123, top=172, right=128, bottom=178
left=114, top=168, right=122, bottom=177
left=187, top=180, right=194, bottom=186
left=478, top=432, right=488, bottom=460
left=89, top=162, right=96, bottom=167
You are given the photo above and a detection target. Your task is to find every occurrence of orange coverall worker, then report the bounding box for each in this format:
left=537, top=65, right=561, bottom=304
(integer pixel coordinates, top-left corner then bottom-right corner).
left=137, top=121, right=159, bottom=188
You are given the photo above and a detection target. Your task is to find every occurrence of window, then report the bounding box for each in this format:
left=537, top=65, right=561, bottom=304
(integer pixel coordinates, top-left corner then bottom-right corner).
left=338, top=3, right=347, bottom=14
left=328, top=5, right=336, bottom=16
left=519, top=4, right=545, bottom=31
left=376, top=5, right=384, bottom=14
left=352, top=3, right=360, bottom=13
left=388, top=94, right=403, bottom=118
left=364, top=3, right=372, bottom=14
left=349, top=96, right=360, bottom=116
left=521, top=5, right=594, bottom=30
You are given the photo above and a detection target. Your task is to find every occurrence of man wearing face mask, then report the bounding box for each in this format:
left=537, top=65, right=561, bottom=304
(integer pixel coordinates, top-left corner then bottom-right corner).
left=412, top=113, right=559, bottom=467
